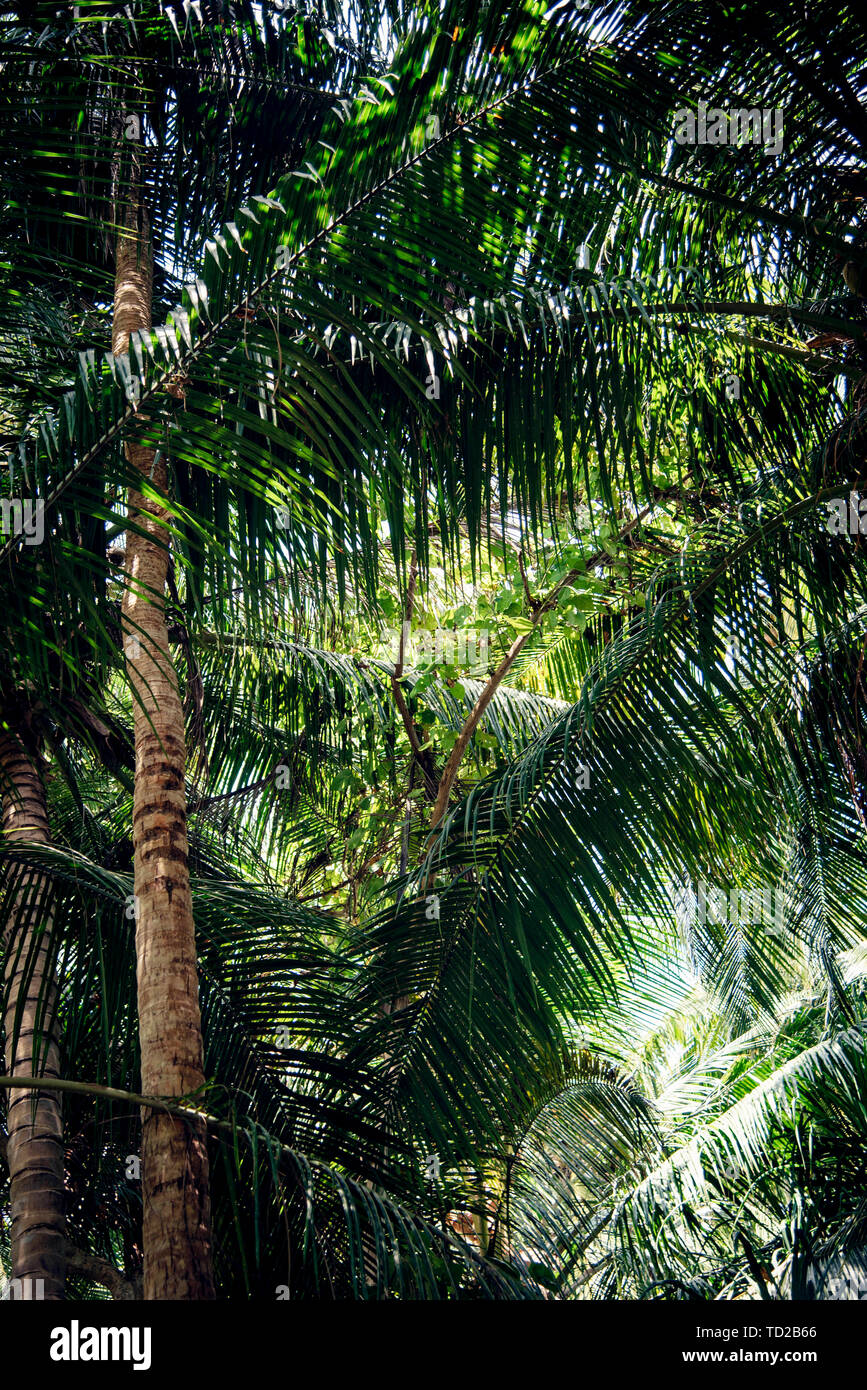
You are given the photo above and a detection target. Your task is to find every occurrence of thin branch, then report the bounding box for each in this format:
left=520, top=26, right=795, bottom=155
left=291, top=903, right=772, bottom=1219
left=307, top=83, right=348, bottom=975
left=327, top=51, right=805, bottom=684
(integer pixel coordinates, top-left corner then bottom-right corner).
left=390, top=678, right=425, bottom=758
left=389, top=551, right=439, bottom=798
left=517, top=549, right=542, bottom=614
left=64, top=1244, right=139, bottom=1301
left=723, top=329, right=860, bottom=379
left=393, top=550, right=417, bottom=681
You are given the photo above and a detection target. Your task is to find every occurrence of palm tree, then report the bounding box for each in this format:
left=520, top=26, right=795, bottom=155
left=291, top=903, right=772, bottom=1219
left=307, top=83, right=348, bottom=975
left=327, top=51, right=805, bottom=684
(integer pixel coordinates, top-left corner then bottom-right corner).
left=1, top=0, right=625, bottom=1295
left=0, top=728, right=65, bottom=1300
left=3, top=0, right=867, bottom=1300
left=0, top=642, right=558, bottom=1298
left=112, top=95, right=217, bottom=1304
left=0, top=0, right=359, bottom=1297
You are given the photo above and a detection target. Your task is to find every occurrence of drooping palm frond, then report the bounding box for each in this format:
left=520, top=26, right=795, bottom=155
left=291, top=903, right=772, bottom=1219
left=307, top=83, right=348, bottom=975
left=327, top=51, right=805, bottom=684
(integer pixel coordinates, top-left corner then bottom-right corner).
left=605, top=1019, right=867, bottom=1299
left=5, top=0, right=867, bottom=1303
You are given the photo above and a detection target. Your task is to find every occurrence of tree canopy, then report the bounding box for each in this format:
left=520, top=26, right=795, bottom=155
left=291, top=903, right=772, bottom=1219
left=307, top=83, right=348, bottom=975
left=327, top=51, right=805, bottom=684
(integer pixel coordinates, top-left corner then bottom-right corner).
left=0, top=0, right=866, bottom=1313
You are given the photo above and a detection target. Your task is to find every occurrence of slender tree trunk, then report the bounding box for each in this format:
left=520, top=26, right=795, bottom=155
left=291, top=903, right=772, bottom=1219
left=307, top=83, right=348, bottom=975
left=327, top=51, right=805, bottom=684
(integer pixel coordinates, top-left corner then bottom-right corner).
left=0, top=728, right=66, bottom=1299
left=113, top=151, right=214, bottom=1300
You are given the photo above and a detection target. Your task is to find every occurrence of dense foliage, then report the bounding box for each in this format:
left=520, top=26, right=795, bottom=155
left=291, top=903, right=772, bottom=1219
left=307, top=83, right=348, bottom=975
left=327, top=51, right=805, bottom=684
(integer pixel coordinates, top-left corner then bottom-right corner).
left=0, top=0, right=866, bottom=1300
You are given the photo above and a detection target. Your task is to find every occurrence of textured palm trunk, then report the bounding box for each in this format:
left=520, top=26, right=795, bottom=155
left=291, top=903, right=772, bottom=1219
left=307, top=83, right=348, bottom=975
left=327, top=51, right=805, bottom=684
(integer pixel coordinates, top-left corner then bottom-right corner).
left=114, top=166, right=214, bottom=1299
left=0, top=729, right=66, bottom=1299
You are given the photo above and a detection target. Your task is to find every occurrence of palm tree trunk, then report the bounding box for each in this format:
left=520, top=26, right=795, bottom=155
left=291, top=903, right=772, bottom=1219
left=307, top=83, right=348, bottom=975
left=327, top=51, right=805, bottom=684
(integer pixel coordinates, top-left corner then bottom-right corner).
left=113, top=157, right=214, bottom=1300
left=0, top=728, right=65, bottom=1300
